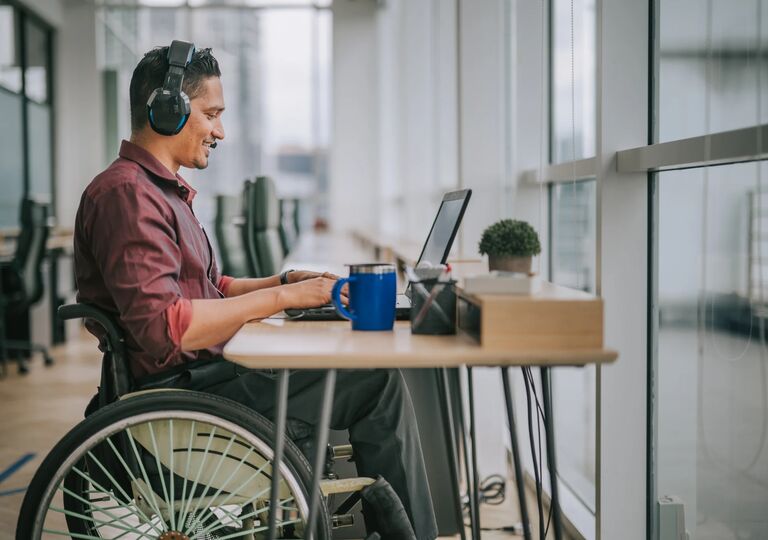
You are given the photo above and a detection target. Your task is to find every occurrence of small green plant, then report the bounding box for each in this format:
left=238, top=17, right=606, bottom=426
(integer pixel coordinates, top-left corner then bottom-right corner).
left=478, top=219, right=541, bottom=257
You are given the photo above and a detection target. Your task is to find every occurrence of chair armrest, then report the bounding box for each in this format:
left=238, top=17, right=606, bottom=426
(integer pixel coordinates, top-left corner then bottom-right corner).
left=57, top=303, right=125, bottom=349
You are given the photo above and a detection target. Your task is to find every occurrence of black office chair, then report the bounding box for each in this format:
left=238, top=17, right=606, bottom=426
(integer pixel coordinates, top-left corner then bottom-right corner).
left=279, top=198, right=300, bottom=256
left=245, top=176, right=284, bottom=278
left=0, top=199, right=54, bottom=376
left=213, top=193, right=254, bottom=278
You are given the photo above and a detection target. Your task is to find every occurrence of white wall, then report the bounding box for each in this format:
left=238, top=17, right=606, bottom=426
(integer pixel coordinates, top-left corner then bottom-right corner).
left=329, top=0, right=379, bottom=234
left=55, top=0, right=106, bottom=228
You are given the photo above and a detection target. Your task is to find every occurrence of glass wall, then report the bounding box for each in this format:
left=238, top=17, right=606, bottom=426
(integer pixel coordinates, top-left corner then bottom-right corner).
left=0, top=2, right=55, bottom=228
left=98, top=4, right=331, bottom=245
left=657, top=162, right=768, bottom=539
left=550, top=0, right=596, bottom=163
left=658, top=0, right=768, bottom=142
left=547, top=0, right=598, bottom=520
left=654, top=0, right=768, bottom=538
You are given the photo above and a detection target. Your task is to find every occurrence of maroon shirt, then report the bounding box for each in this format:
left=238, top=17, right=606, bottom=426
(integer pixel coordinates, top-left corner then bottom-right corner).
left=75, top=140, right=226, bottom=379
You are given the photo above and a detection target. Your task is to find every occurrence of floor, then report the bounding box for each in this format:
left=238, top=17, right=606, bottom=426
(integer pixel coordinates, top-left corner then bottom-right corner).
left=0, top=328, right=566, bottom=539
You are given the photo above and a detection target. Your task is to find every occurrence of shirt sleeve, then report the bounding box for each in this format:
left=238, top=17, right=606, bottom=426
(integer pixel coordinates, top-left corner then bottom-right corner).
left=166, top=297, right=193, bottom=348
left=83, top=182, right=186, bottom=367
left=217, top=275, right=235, bottom=296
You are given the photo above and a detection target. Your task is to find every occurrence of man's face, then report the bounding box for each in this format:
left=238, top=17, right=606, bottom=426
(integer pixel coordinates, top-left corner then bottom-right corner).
left=173, top=76, right=225, bottom=170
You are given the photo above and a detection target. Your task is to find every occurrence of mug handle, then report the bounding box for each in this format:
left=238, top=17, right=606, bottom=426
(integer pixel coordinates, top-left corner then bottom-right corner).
left=332, top=277, right=356, bottom=321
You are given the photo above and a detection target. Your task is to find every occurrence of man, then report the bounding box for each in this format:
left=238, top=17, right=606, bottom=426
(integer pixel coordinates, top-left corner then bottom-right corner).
left=73, top=44, right=437, bottom=539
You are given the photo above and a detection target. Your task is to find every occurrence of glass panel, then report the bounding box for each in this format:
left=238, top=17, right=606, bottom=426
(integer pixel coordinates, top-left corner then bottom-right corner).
left=657, top=162, right=768, bottom=538
left=0, top=90, right=24, bottom=227
left=551, top=0, right=596, bottom=163
left=98, top=5, right=331, bottom=248
left=24, top=17, right=49, bottom=103
left=0, top=6, right=22, bottom=93
left=550, top=179, right=597, bottom=510
left=658, top=0, right=768, bottom=142
left=26, top=101, right=52, bottom=200
left=552, top=180, right=596, bottom=292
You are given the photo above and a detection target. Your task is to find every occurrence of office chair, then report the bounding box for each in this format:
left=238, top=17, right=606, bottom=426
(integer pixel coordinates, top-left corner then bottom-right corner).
left=278, top=198, right=300, bottom=256
left=213, top=193, right=254, bottom=278
left=0, top=199, right=54, bottom=376
left=245, top=176, right=284, bottom=278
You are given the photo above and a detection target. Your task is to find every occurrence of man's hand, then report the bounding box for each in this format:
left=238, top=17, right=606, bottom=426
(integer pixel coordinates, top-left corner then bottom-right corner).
left=286, top=270, right=341, bottom=283
left=277, top=276, right=349, bottom=309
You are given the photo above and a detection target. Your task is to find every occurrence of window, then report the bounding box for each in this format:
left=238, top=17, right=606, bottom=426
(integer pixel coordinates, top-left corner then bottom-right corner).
left=656, top=162, right=768, bottom=538
left=547, top=0, right=598, bottom=523
left=650, top=1, right=768, bottom=537
left=0, top=3, right=55, bottom=228
left=98, top=4, right=331, bottom=243
left=550, top=0, right=596, bottom=163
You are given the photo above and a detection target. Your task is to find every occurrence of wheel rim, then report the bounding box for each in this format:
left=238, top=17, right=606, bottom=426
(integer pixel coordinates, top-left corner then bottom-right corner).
left=33, top=410, right=310, bottom=539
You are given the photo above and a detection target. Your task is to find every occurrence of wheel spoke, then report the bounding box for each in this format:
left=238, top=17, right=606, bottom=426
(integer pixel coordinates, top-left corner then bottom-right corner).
left=103, top=436, right=163, bottom=531
left=169, top=419, right=175, bottom=531
left=58, top=482, right=144, bottom=536
left=194, top=460, right=273, bottom=538
left=125, top=426, right=170, bottom=530
left=41, top=528, right=103, bottom=540
left=146, top=421, right=174, bottom=530
left=184, top=444, right=256, bottom=531
left=183, top=431, right=239, bottom=530
left=177, top=425, right=217, bottom=530
left=50, top=505, right=152, bottom=537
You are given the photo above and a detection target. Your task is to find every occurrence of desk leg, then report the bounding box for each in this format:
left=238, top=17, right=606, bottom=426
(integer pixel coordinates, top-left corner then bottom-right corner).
left=438, top=368, right=467, bottom=540
left=456, top=368, right=478, bottom=538
left=466, top=367, right=481, bottom=539
left=540, top=367, right=563, bottom=540
left=501, top=367, right=532, bottom=540
left=306, top=368, right=336, bottom=540
left=268, top=369, right=290, bottom=540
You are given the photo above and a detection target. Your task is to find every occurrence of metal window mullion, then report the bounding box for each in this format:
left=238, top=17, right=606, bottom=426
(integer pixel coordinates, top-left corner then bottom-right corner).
left=617, top=124, right=768, bottom=173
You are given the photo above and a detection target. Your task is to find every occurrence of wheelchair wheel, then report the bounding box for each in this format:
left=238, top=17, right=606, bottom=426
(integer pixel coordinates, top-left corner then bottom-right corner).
left=17, top=390, right=331, bottom=539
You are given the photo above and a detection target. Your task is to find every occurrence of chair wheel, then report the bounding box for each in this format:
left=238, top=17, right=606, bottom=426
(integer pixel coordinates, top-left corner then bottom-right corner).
left=18, top=361, right=30, bottom=375
left=44, top=355, right=54, bottom=366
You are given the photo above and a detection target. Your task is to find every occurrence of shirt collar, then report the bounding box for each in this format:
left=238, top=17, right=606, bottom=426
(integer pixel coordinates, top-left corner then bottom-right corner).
left=119, top=140, right=197, bottom=203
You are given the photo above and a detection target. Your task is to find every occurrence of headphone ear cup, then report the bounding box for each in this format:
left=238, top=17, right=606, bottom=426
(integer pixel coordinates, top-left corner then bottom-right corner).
left=147, top=89, right=191, bottom=136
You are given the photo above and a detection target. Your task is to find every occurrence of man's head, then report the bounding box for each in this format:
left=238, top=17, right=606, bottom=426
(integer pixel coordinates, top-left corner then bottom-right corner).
left=129, top=46, right=225, bottom=171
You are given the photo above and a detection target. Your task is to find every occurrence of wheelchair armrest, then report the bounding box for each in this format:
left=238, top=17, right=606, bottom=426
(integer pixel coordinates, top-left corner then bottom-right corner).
left=58, top=303, right=125, bottom=349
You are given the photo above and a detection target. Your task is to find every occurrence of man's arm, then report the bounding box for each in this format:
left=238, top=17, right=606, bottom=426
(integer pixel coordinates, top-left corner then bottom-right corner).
left=180, top=276, right=343, bottom=351
left=223, top=271, right=339, bottom=297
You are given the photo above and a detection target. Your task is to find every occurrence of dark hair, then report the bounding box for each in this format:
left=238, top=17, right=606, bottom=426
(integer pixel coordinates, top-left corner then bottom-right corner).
left=129, top=46, right=221, bottom=132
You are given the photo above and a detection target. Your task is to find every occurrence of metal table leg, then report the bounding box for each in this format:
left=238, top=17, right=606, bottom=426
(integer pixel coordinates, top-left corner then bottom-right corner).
left=455, top=368, right=477, bottom=538
left=540, top=367, right=563, bottom=540
left=306, top=369, right=336, bottom=540
left=268, top=369, right=290, bottom=540
left=466, top=367, right=481, bottom=539
left=501, top=367, right=532, bottom=540
left=437, top=367, right=467, bottom=540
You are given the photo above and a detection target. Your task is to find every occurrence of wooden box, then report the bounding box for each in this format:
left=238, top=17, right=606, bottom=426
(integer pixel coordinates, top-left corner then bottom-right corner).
left=456, top=281, right=604, bottom=350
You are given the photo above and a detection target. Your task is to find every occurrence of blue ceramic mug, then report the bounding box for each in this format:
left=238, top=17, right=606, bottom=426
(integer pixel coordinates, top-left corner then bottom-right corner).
left=331, top=264, right=397, bottom=331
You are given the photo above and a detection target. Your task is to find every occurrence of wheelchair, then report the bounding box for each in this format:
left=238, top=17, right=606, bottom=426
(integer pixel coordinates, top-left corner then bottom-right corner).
left=16, top=303, right=381, bottom=540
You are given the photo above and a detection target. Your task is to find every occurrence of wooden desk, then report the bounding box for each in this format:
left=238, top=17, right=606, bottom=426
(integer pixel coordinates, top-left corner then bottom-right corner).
left=223, top=230, right=617, bottom=540
left=225, top=319, right=617, bottom=370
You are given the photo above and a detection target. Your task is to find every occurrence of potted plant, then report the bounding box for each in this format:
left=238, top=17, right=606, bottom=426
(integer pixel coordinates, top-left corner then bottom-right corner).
left=478, top=219, right=541, bottom=273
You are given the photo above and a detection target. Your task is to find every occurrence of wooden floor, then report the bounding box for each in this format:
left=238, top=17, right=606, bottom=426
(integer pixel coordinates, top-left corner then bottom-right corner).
left=0, top=328, right=569, bottom=539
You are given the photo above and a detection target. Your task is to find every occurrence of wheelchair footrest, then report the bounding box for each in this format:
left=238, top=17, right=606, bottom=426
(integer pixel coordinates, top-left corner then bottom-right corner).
left=320, top=476, right=375, bottom=495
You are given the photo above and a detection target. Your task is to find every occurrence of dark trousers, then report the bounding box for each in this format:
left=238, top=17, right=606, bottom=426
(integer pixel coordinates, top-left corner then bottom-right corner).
left=139, top=359, right=438, bottom=540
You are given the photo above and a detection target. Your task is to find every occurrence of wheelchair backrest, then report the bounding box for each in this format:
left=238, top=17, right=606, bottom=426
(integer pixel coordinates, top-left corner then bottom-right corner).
left=58, top=303, right=134, bottom=404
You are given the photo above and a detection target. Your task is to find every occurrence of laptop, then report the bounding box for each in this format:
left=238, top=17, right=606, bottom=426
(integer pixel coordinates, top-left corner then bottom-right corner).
left=285, top=188, right=472, bottom=321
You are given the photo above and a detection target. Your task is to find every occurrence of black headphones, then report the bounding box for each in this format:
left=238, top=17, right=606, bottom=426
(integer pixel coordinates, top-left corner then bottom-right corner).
left=147, top=40, right=196, bottom=136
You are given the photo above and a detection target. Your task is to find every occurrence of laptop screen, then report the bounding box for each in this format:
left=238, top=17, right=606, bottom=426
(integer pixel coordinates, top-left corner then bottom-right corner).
left=416, top=189, right=472, bottom=268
